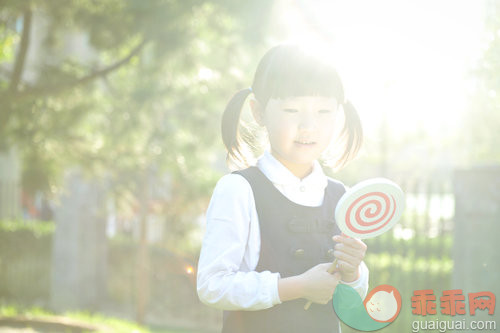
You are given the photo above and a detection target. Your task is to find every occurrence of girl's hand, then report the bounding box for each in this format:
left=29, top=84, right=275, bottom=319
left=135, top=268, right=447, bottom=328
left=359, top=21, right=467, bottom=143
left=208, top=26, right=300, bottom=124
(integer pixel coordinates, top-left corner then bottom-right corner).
left=298, top=263, right=342, bottom=304
left=332, top=234, right=367, bottom=282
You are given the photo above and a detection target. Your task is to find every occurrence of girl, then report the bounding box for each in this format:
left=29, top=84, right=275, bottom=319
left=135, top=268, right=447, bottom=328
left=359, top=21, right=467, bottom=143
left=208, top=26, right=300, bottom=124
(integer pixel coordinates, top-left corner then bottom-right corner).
left=197, top=44, right=369, bottom=333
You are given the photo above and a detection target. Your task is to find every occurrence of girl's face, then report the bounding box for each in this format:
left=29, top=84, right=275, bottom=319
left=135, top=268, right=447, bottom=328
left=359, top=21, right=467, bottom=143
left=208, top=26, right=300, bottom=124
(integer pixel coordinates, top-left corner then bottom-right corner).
left=257, top=96, right=341, bottom=179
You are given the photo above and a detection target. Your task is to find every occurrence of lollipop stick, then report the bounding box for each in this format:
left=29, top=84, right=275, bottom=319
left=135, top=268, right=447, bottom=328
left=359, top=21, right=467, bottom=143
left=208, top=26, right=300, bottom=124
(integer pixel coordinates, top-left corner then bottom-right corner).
left=304, top=258, right=338, bottom=310
left=327, top=258, right=338, bottom=274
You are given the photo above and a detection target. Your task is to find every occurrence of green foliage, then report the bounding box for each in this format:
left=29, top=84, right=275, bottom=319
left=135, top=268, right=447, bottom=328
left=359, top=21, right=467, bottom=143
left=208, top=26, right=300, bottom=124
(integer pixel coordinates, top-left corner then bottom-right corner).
left=0, top=0, right=271, bottom=193
left=0, top=0, right=273, bottom=246
left=0, top=221, right=53, bottom=302
left=460, top=1, right=500, bottom=164
left=343, top=232, right=453, bottom=333
left=0, top=28, right=17, bottom=62
left=0, top=220, right=55, bottom=237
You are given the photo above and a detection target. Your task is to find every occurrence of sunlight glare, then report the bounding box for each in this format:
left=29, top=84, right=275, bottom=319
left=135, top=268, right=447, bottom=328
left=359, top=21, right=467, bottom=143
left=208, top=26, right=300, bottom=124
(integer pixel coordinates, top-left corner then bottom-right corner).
left=270, top=0, right=485, bottom=149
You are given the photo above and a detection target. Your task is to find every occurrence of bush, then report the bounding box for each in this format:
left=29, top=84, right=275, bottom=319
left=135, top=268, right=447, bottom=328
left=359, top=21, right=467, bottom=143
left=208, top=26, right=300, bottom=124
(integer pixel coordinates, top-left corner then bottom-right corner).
left=0, top=220, right=54, bottom=304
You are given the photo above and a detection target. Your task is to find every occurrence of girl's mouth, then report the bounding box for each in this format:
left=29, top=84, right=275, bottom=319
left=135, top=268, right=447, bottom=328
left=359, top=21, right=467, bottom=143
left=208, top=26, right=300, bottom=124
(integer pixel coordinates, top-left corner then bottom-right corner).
left=294, top=140, right=316, bottom=146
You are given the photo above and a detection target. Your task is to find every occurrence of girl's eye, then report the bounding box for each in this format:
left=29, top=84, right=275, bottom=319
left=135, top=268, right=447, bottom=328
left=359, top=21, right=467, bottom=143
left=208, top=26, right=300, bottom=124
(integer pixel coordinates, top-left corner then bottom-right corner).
left=318, top=109, right=332, bottom=114
left=283, top=108, right=298, bottom=113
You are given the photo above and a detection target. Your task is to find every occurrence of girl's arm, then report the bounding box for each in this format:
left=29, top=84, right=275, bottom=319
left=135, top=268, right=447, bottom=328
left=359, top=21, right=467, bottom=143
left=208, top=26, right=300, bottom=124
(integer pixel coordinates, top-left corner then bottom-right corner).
left=341, top=261, right=369, bottom=299
left=278, top=263, right=342, bottom=304
left=277, top=275, right=304, bottom=302
left=277, top=260, right=369, bottom=303
left=197, top=174, right=282, bottom=310
left=332, top=234, right=369, bottom=299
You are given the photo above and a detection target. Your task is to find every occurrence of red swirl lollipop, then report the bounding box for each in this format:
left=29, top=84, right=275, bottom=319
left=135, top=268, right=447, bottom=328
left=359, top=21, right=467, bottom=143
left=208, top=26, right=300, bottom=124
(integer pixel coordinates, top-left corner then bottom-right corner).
left=335, top=178, right=404, bottom=239
left=304, top=178, right=404, bottom=310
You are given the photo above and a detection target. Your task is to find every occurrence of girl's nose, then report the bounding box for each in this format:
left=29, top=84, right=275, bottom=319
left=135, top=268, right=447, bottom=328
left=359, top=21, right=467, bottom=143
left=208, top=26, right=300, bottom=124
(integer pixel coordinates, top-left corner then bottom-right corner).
left=298, top=113, right=316, bottom=130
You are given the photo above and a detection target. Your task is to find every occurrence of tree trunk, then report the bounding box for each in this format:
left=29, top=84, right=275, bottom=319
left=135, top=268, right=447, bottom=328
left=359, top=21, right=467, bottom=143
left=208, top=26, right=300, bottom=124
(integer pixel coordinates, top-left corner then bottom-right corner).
left=0, top=147, right=21, bottom=220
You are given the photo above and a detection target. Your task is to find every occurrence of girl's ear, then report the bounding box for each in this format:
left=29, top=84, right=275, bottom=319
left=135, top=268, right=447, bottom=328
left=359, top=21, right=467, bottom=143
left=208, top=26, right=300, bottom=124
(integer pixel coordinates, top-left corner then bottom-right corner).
left=250, top=98, right=265, bottom=126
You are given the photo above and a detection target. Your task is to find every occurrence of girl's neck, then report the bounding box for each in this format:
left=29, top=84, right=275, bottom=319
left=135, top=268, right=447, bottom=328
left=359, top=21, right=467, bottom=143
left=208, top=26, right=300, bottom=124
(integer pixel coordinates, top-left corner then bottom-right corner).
left=270, top=151, right=314, bottom=180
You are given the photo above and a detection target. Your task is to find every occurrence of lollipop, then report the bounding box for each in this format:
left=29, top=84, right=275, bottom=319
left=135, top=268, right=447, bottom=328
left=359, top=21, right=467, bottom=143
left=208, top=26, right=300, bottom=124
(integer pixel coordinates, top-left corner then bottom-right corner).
left=304, top=178, right=404, bottom=310
left=335, top=178, right=405, bottom=239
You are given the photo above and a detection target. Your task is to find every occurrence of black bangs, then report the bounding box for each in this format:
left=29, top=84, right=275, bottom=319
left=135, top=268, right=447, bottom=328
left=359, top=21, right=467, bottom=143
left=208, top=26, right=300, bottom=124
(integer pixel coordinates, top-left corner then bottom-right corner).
left=222, top=44, right=363, bottom=170
left=252, top=45, right=345, bottom=107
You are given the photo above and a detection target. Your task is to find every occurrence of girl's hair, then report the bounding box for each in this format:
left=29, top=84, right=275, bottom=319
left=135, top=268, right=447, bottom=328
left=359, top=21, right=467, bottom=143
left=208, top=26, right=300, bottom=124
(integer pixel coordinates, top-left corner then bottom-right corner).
left=221, top=44, right=363, bottom=170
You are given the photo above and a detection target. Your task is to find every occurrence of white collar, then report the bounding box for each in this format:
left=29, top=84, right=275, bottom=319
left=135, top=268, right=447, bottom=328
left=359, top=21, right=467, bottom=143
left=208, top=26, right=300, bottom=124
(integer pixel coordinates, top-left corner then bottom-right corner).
left=256, top=151, right=328, bottom=189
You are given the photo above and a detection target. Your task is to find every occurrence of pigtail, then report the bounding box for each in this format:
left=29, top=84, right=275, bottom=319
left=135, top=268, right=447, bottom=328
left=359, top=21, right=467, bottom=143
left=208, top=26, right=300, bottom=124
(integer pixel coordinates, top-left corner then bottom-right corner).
left=221, top=88, right=253, bottom=168
left=336, top=100, right=363, bottom=169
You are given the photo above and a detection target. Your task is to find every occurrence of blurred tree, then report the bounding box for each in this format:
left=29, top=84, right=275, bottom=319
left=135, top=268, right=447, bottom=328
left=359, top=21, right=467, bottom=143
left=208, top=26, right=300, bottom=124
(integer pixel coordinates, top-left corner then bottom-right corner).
left=461, top=0, right=500, bottom=164
left=0, top=0, right=272, bottom=244
left=1, top=2, right=274, bottom=320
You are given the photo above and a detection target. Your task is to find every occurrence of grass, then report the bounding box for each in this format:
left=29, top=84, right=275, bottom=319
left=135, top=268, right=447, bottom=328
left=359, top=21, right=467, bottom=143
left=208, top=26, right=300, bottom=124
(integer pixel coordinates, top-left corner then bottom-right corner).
left=0, top=304, right=212, bottom=333
left=0, top=220, right=55, bottom=237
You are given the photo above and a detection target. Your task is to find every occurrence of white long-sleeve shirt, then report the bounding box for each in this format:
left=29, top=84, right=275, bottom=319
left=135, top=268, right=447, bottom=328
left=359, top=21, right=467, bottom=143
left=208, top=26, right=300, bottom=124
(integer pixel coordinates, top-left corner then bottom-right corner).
left=197, top=151, right=369, bottom=310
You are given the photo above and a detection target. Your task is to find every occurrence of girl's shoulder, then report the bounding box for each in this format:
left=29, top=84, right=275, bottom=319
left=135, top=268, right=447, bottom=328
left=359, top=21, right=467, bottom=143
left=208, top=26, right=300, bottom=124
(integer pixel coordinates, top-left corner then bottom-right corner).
left=211, top=172, right=254, bottom=200
left=325, top=176, right=347, bottom=195
left=207, top=173, right=257, bottom=216
left=325, top=176, right=346, bottom=189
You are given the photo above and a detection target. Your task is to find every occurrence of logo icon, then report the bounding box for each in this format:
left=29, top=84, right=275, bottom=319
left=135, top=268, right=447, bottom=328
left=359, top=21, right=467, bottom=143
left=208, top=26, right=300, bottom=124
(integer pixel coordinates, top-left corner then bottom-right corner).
left=333, top=284, right=402, bottom=331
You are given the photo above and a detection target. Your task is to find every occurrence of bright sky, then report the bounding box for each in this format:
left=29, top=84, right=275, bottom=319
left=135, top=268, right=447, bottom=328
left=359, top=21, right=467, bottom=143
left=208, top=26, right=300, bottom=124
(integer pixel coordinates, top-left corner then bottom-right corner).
left=269, top=0, right=486, bottom=139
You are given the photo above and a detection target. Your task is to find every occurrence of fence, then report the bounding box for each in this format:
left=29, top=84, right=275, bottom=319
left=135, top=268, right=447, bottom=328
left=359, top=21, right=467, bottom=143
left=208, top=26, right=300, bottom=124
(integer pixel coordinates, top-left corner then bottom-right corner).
left=0, top=174, right=455, bottom=332
left=105, top=241, right=221, bottom=331
left=0, top=222, right=53, bottom=305
left=0, top=223, right=220, bottom=332
left=353, top=175, right=454, bottom=333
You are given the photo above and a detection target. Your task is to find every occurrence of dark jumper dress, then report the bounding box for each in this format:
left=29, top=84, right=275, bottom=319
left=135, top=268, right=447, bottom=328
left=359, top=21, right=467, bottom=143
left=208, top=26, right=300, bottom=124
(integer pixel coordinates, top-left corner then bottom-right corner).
left=222, top=166, right=345, bottom=333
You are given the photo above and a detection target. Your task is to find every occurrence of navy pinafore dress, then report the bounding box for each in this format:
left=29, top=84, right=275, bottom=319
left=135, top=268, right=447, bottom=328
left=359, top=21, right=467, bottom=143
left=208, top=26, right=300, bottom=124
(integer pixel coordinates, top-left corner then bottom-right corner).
left=222, top=166, right=346, bottom=333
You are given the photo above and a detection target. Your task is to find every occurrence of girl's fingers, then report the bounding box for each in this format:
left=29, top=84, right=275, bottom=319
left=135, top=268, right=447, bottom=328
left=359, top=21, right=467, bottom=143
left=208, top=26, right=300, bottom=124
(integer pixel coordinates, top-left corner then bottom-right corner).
left=333, top=234, right=366, bottom=248
left=336, top=260, right=357, bottom=273
left=332, top=234, right=366, bottom=280
left=333, top=250, right=362, bottom=267
left=334, top=243, right=366, bottom=258
left=332, top=235, right=367, bottom=254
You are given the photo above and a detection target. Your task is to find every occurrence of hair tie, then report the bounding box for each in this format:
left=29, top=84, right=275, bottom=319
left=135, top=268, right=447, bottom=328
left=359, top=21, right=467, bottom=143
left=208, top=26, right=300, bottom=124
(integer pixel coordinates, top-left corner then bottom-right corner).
left=248, top=86, right=253, bottom=93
